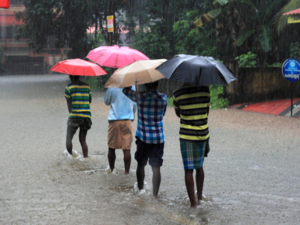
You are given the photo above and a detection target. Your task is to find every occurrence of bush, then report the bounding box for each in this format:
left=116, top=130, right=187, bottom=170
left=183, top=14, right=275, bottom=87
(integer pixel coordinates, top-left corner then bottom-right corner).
left=209, top=85, right=229, bottom=109
left=235, top=52, right=257, bottom=68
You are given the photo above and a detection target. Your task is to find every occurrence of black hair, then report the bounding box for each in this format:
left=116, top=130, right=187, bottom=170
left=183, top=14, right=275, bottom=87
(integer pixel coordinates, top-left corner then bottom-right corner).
left=144, top=81, right=158, bottom=91
left=69, top=75, right=80, bottom=82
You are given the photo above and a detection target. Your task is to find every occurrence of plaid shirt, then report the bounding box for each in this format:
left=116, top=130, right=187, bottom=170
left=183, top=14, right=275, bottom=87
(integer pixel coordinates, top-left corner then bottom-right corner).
left=123, top=88, right=167, bottom=144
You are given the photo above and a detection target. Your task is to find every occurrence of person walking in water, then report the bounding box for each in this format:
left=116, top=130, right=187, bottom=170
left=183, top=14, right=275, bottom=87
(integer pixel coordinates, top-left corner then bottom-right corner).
left=104, top=87, right=136, bottom=174
left=173, top=83, right=210, bottom=208
left=65, top=75, right=92, bottom=158
left=123, top=81, right=167, bottom=197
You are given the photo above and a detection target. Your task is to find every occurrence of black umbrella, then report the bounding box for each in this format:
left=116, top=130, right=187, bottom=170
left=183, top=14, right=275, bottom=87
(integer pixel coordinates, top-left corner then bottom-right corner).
left=156, top=54, right=237, bottom=86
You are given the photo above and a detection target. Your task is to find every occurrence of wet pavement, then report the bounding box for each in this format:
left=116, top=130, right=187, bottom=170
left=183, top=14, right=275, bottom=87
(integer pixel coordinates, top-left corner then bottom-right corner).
left=0, top=75, right=300, bottom=225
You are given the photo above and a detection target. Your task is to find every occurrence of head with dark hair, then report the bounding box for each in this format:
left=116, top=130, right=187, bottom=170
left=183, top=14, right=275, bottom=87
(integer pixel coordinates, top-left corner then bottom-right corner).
left=69, top=75, right=80, bottom=82
left=144, top=81, right=159, bottom=91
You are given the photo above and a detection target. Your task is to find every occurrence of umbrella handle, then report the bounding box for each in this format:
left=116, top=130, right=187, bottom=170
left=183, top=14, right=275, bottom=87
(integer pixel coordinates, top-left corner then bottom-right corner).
left=135, top=81, right=138, bottom=101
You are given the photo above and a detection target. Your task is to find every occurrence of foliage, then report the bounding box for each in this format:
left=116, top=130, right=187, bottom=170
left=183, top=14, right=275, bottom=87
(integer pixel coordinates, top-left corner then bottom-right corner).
left=276, top=0, right=300, bottom=33
left=92, top=33, right=109, bottom=49
left=189, top=0, right=288, bottom=66
left=15, top=0, right=125, bottom=58
left=268, top=62, right=282, bottom=67
left=13, top=0, right=300, bottom=70
left=235, top=52, right=257, bottom=68
left=289, top=42, right=300, bottom=61
left=172, top=9, right=221, bottom=58
left=209, top=85, right=229, bottom=109
left=83, top=75, right=110, bottom=91
left=167, top=97, right=173, bottom=106
left=133, top=25, right=173, bottom=59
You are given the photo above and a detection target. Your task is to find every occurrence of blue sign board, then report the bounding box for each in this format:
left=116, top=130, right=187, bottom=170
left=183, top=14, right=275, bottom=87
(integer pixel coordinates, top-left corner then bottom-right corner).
left=282, top=58, right=300, bottom=82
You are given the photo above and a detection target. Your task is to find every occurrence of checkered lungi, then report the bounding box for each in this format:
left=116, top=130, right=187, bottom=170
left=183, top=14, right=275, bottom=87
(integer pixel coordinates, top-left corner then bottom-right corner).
left=180, top=140, right=209, bottom=170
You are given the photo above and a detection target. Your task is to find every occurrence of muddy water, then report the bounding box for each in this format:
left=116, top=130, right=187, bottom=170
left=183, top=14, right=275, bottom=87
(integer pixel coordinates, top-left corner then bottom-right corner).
left=0, top=75, right=299, bottom=224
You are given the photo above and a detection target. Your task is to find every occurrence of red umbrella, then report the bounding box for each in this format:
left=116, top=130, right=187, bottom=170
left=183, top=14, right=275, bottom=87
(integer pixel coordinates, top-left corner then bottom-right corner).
left=85, top=45, right=149, bottom=68
left=50, top=58, right=107, bottom=76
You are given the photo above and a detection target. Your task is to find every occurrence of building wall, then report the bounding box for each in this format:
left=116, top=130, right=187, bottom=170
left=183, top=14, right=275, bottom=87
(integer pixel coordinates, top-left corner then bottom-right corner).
left=0, top=3, right=69, bottom=74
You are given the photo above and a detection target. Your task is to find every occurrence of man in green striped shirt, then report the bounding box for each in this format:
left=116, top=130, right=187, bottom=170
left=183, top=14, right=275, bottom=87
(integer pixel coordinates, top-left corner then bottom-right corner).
left=65, top=75, right=92, bottom=158
left=173, top=83, right=210, bottom=208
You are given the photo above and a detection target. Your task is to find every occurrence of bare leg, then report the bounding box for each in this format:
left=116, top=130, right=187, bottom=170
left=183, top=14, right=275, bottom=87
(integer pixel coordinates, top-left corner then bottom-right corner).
left=196, top=166, right=204, bottom=201
left=136, top=163, right=145, bottom=190
left=123, top=149, right=131, bottom=174
left=108, top=148, right=116, bottom=172
left=151, top=166, right=161, bottom=197
left=66, top=126, right=76, bottom=155
left=185, top=169, right=196, bottom=208
left=79, top=129, right=88, bottom=158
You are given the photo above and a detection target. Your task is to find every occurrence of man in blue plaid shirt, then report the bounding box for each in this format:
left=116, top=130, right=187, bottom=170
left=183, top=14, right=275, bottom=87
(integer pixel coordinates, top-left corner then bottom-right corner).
left=123, top=81, right=167, bottom=197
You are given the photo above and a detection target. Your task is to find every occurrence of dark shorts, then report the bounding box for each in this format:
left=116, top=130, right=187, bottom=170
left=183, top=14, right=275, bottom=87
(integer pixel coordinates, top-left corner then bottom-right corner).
left=67, top=118, right=92, bottom=133
left=135, top=137, right=164, bottom=167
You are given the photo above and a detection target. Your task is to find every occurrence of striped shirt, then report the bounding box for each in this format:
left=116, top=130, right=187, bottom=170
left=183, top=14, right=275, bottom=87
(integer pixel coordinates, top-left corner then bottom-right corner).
left=173, top=84, right=210, bottom=142
left=123, top=88, right=167, bottom=144
left=64, top=82, right=92, bottom=119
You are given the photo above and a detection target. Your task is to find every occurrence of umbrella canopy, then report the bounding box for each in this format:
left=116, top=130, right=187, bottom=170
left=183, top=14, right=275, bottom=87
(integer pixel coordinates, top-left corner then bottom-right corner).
left=155, top=54, right=237, bottom=86
left=50, top=58, right=107, bottom=76
left=86, top=45, right=149, bottom=68
left=104, top=59, right=167, bottom=88
left=283, top=8, right=300, bottom=15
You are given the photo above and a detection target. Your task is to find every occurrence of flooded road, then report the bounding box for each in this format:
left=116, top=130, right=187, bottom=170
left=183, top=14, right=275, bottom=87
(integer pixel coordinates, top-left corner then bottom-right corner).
left=0, top=75, right=299, bottom=224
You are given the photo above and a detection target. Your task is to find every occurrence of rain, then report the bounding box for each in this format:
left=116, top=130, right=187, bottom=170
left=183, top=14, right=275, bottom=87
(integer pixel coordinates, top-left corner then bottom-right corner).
left=1, top=1, right=300, bottom=225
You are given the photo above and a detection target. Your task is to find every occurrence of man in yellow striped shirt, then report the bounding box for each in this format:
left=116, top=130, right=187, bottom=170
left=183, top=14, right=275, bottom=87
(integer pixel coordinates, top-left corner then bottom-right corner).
left=65, top=75, right=92, bottom=158
left=173, top=83, right=210, bottom=208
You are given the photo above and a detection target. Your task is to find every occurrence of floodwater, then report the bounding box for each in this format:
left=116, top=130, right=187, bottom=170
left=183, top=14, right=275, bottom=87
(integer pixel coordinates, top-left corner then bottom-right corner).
left=0, top=74, right=299, bottom=225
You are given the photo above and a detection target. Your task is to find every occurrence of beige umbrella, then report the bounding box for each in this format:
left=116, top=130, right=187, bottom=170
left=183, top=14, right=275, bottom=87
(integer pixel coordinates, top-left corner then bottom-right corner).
left=104, top=59, right=167, bottom=88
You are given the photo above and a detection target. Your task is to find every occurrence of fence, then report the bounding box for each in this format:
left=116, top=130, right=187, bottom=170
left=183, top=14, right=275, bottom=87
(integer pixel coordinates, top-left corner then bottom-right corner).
left=225, top=67, right=300, bottom=104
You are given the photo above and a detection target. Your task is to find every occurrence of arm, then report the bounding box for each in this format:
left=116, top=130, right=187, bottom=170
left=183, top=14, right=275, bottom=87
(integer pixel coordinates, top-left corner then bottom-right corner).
left=122, top=87, right=137, bottom=102
left=173, top=97, right=181, bottom=118
left=67, top=99, right=72, bottom=113
left=104, top=89, right=111, bottom=105
left=174, top=107, right=180, bottom=117
left=64, top=86, right=72, bottom=113
left=207, top=88, right=210, bottom=116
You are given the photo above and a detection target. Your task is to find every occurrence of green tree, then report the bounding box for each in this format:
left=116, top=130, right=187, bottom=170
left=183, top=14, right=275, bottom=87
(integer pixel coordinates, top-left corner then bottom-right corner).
left=173, top=8, right=222, bottom=58
left=189, top=0, right=290, bottom=66
left=276, top=0, right=300, bottom=33
left=15, top=0, right=125, bottom=58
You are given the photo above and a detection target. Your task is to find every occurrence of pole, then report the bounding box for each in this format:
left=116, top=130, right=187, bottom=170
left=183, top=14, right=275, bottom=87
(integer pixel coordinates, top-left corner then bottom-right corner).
left=291, top=82, right=294, bottom=117
left=113, top=0, right=116, bottom=45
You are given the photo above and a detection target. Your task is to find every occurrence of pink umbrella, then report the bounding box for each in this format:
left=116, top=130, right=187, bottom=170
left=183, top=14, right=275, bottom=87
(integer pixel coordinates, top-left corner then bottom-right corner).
left=86, top=45, right=149, bottom=68
left=50, top=58, right=107, bottom=76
